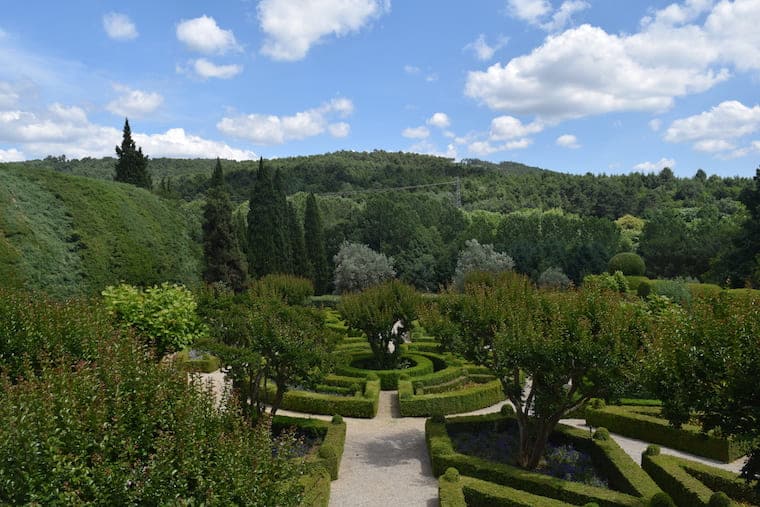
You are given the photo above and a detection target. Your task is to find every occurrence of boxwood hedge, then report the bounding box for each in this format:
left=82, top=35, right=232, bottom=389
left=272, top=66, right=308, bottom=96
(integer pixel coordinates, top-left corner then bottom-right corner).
left=399, top=379, right=504, bottom=416
left=335, top=353, right=435, bottom=390
left=268, top=379, right=381, bottom=418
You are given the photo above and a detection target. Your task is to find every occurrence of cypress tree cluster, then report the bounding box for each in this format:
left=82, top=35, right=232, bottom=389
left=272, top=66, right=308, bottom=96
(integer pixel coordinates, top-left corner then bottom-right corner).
left=202, top=159, right=248, bottom=292
left=114, top=118, right=152, bottom=189
left=245, top=159, right=325, bottom=291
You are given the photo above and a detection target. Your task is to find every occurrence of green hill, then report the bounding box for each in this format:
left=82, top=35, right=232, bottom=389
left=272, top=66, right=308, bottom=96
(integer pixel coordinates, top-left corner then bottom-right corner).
left=0, top=167, right=202, bottom=298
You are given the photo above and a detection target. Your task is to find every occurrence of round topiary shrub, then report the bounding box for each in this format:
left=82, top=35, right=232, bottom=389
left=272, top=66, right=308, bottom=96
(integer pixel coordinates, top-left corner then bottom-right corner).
left=648, top=492, right=675, bottom=507
left=643, top=444, right=661, bottom=457
left=609, top=252, right=646, bottom=276
left=638, top=279, right=653, bottom=298
left=331, top=414, right=344, bottom=425
left=593, top=427, right=610, bottom=441
left=399, top=373, right=410, bottom=380
left=318, top=445, right=337, bottom=460
left=708, top=492, right=732, bottom=507
left=583, top=503, right=600, bottom=507
left=500, top=404, right=515, bottom=416
left=443, top=467, right=460, bottom=482
left=589, top=398, right=606, bottom=410
left=366, top=373, right=379, bottom=381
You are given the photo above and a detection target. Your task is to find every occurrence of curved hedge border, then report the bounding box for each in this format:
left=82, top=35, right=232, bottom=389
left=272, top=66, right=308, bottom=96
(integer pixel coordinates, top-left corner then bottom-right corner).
left=398, top=378, right=504, bottom=416
left=272, top=415, right=347, bottom=507
left=641, top=448, right=758, bottom=507
left=586, top=406, right=748, bottom=462
left=268, top=379, right=381, bottom=418
left=439, top=473, right=575, bottom=507
left=427, top=413, right=662, bottom=506
left=335, top=353, right=435, bottom=390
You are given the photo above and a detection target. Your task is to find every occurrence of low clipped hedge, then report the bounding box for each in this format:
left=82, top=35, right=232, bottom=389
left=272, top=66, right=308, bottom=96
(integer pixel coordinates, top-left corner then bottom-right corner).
left=300, top=467, right=331, bottom=507
left=586, top=406, right=747, bottom=462
left=399, top=379, right=504, bottom=416
left=268, top=379, right=381, bottom=418
left=174, top=349, right=220, bottom=373
left=272, top=415, right=347, bottom=481
left=335, top=353, right=435, bottom=390
left=641, top=448, right=757, bottom=507
left=439, top=472, right=572, bottom=507
left=427, top=414, right=663, bottom=506
left=308, top=295, right=341, bottom=308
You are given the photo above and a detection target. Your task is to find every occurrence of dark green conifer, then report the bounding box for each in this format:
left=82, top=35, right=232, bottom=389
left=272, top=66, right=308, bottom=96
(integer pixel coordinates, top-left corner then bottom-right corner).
left=247, top=158, right=279, bottom=277
left=202, top=158, right=248, bottom=292
left=272, top=170, right=292, bottom=274
left=288, top=202, right=310, bottom=278
left=114, top=118, right=152, bottom=189
left=304, top=193, right=330, bottom=294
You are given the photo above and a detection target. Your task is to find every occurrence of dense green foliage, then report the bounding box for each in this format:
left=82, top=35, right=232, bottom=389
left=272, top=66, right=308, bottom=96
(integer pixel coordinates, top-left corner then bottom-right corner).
left=114, top=119, right=152, bottom=190
left=452, top=239, right=514, bottom=291
left=609, top=252, right=646, bottom=276
left=304, top=193, right=330, bottom=294
left=248, top=158, right=289, bottom=278
left=202, top=159, right=248, bottom=291
left=0, top=166, right=201, bottom=298
left=102, top=283, right=208, bottom=357
left=333, top=241, right=395, bottom=294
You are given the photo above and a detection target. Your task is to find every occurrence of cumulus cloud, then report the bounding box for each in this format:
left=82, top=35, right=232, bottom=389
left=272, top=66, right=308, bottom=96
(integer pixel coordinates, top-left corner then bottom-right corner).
left=464, top=34, right=508, bottom=61
left=468, top=138, right=532, bottom=157
left=103, top=13, right=138, bottom=41
left=0, top=148, right=24, bottom=161
left=649, top=119, right=662, bottom=131
left=664, top=100, right=760, bottom=158
left=507, top=0, right=552, bottom=24
left=258, top=0, right=390, bottom=61
left=402, top=126, right=430, bottom=139
left=0, top=102, right=254, bottom=160
left=106, top=85, right=163, bottom=118
left=176, top=15, right=240, bottom=54
left=489, top=115, right=544, bottom=140
left=465, top=23, right=728, bottom=122
left=633, top=157, right=676, bottom=172
left=0, top=82, right=19, bottom=109
left=192, top=58, right=243, bottom=79
left=217, top=97, right=354, bottom=145
left=408, top=140, right=458, bottom=160
left=556, top=134, right=580, bottom=148
left=541, top=1, right=590, bottom=32
left=427, top=112, right=451, bottom=128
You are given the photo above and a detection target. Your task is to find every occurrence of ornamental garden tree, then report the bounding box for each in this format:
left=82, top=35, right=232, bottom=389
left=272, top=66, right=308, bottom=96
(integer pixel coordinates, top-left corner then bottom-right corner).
left=339, top=280, right=420, bottom=369
left=423, top=271, right=644, bottom=469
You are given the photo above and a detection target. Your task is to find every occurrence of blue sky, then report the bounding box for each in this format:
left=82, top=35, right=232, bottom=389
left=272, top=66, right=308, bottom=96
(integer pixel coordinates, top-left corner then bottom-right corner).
left=0, top=0, right=759, bottom=177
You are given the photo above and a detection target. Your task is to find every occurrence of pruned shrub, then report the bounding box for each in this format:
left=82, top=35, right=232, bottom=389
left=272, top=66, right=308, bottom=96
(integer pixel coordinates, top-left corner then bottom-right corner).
left=443, top=467, right=460, bottom=482
left=538, top=267, right=573, bottom=290
left=593, top=428, right=610, bottom=441
left=648, top=492, right=676, bottom=507
left=331, top=414, right=344, bottom=425
left=708, top=491, right=732, bottom=507
left=644, top=445, right=661, bottom=457
left=500, top=404, right=515, bottom=416
left=609, top=252, right=646, bottom=276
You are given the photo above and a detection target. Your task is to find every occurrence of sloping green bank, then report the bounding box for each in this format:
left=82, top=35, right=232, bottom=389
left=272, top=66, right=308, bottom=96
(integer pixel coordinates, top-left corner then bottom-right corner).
left=0, top=167, right=202, bottom=297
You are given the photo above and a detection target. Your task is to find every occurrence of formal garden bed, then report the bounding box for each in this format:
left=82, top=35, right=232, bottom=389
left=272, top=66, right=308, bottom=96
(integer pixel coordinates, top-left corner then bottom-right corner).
left=427, top=413, right=663, bottom=506
left=641, top=445, right=759, bottom=507
left=586, top=405, right=749, bottom=463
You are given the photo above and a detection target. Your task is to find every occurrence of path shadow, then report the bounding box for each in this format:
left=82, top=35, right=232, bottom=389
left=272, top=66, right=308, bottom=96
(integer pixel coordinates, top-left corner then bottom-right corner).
left=361, top=428, right=433, bottom=475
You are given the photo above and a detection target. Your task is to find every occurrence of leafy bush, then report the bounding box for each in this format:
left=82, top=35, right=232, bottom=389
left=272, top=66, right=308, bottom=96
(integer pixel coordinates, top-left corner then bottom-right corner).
left=538, top=267, right=573, bottom=290
left=453, top=239, right=514, bottom=291
left=609, top=253, right=646, bottom=276
left=583, top=272, right=629, bottom=293
left=252, top=274, right=314, bottom=305
left=102, top=283, right=207, bottom=357
left=0, top=335, right=306, bottom=506
left=333, top=241, right=396, bottom=294
left=652, top=279, right=692, bottom=306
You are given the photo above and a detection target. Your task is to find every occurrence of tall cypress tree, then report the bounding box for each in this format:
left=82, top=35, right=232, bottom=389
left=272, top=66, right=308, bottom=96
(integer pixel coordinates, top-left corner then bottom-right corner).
left=247, top=158, right=279, bottom=277
left=288, top=202, right=310, bottom=278
left=304, top=193, right=330, bottom=294
left=114, top=118, right=152, bottom=189
left=272, top=170, right=292, bottom=274
left=202, top=158, right=248, bottom=292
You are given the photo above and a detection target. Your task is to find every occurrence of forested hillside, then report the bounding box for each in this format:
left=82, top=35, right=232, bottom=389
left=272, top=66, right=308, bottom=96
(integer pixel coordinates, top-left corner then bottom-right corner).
left=0, top=167, right=202, bottom=297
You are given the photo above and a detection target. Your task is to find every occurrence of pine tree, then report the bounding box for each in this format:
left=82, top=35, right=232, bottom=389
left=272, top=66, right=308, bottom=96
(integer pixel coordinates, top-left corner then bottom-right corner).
left=114, top=118, right=152, bottom=189
left=288, top=202, right=310, bottom=278
left=304, top=193, right=330, bottom=294
left=202, top=158, right=248, bottom=292
left=272, top=170, right=292, bottom=274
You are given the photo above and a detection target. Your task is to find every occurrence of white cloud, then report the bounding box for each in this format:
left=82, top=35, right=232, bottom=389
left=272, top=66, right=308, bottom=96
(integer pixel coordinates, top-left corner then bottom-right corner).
left=0, top=148, right=24, bottom=161
left=328, top=122, right=351, bottom=138
left=541, top=1, right=590, bottom=32
left=427, top=112, right=450, bottom=129
left=402, top=126, right=430, bottom=139
left=489, top=115, right=544, bottom=140
left=408, top=140, right=458, bottom=160
left=464, top=34, right=508, bottom=61
left=106, top=85, right=163, bottom=118
left=404, top=64, right=420, bottom=75
left=103, top=13, right=138, bottom=41
left=633, top=157, right=676, bottom=172
left=468, top=138, right=532, bottom=157
left=217, top=98, right=355, bottom=145
left=176, top=15, right=240, bottom=54
left=705, top=0, right=760, bottom=72
left=556, top=134, right=580, bottom=148
left=0, top=82, right=20, bottom=109
left=649, top=118, right=662, bottom=131
left=664, top=100, right=760, bottom=157
left=465, top=23, right=729, bottom=122
left=258, top=0, right=390, bottom=61
left=192, top=58, right=243, bottom=79
left=507, top=0, right=552, bottom=24
left=0, top=102, right=254, bottom=160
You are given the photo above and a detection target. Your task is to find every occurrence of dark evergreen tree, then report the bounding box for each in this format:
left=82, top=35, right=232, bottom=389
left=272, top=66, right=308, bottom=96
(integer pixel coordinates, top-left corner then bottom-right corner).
left=717, top=167, right=760, bottom=287
left=114, top=118, right=151, bottom=189
left=304, top=193, right=330, bottom=294
left=202, top=159, right=248, bottom=292
left=287, top=202, right=310, bottom=278
left=272, top=170, right=292, bottom=274
left=247, top=158, right=288, bottom=278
